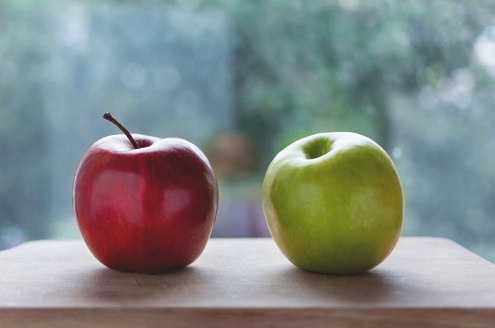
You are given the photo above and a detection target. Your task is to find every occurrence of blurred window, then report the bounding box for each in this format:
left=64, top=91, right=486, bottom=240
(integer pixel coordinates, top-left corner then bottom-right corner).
left=0, top=0, right=494, bottom=263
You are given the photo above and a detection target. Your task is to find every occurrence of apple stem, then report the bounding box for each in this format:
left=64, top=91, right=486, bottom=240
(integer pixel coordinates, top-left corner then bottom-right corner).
left=103, top=113, right=139, bottom=149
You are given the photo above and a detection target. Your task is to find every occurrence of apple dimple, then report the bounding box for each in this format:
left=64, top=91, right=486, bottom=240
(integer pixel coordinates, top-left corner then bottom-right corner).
left=135, top=138, right=154, bottom=149
left=302, top=136, right=332, bottom=160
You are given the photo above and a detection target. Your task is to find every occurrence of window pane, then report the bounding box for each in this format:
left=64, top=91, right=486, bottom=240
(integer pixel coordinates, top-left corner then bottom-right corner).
left=0, top=0, right=494, bottom=263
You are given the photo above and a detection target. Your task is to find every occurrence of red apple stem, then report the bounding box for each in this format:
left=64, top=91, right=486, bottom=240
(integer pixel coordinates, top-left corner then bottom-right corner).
left=103, top=113, right=139, bottom=149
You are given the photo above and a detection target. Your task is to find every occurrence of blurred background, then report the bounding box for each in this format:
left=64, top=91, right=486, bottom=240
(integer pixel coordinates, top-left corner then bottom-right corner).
left=1, top=0, right=495, bottom=263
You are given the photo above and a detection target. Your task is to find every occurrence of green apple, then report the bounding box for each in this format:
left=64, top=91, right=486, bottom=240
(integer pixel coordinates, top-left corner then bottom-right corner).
left=262, top=132, right=403, bottom=275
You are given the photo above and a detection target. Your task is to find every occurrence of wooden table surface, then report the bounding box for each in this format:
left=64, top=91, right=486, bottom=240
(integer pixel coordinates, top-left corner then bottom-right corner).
left=0, top=237, right=494, bottom=327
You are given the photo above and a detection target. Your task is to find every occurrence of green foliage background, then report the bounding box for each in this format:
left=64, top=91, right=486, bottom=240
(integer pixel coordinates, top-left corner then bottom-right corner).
left=1, top=0, right=495, bottom=261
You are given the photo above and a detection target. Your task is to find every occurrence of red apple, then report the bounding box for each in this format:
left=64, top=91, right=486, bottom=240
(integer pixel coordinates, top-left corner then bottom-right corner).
left=73, top=113, right=218, bottom=273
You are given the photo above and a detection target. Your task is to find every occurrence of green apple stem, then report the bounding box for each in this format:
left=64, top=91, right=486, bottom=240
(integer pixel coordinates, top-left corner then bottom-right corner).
left=103, top=113, right=139, bottom=149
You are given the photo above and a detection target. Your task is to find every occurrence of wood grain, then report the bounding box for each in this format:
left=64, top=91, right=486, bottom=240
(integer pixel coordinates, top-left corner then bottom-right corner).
left=0, top=237, right=494, bottom=327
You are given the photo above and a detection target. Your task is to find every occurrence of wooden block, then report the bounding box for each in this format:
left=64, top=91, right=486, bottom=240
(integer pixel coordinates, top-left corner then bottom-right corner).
left=0, top=237, right=494, bottom=327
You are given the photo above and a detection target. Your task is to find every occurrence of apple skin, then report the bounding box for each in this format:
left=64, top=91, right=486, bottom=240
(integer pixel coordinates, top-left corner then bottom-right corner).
left=262, top=132, right=403, bottom=275
left=73, top=134, right=218, bottom=274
